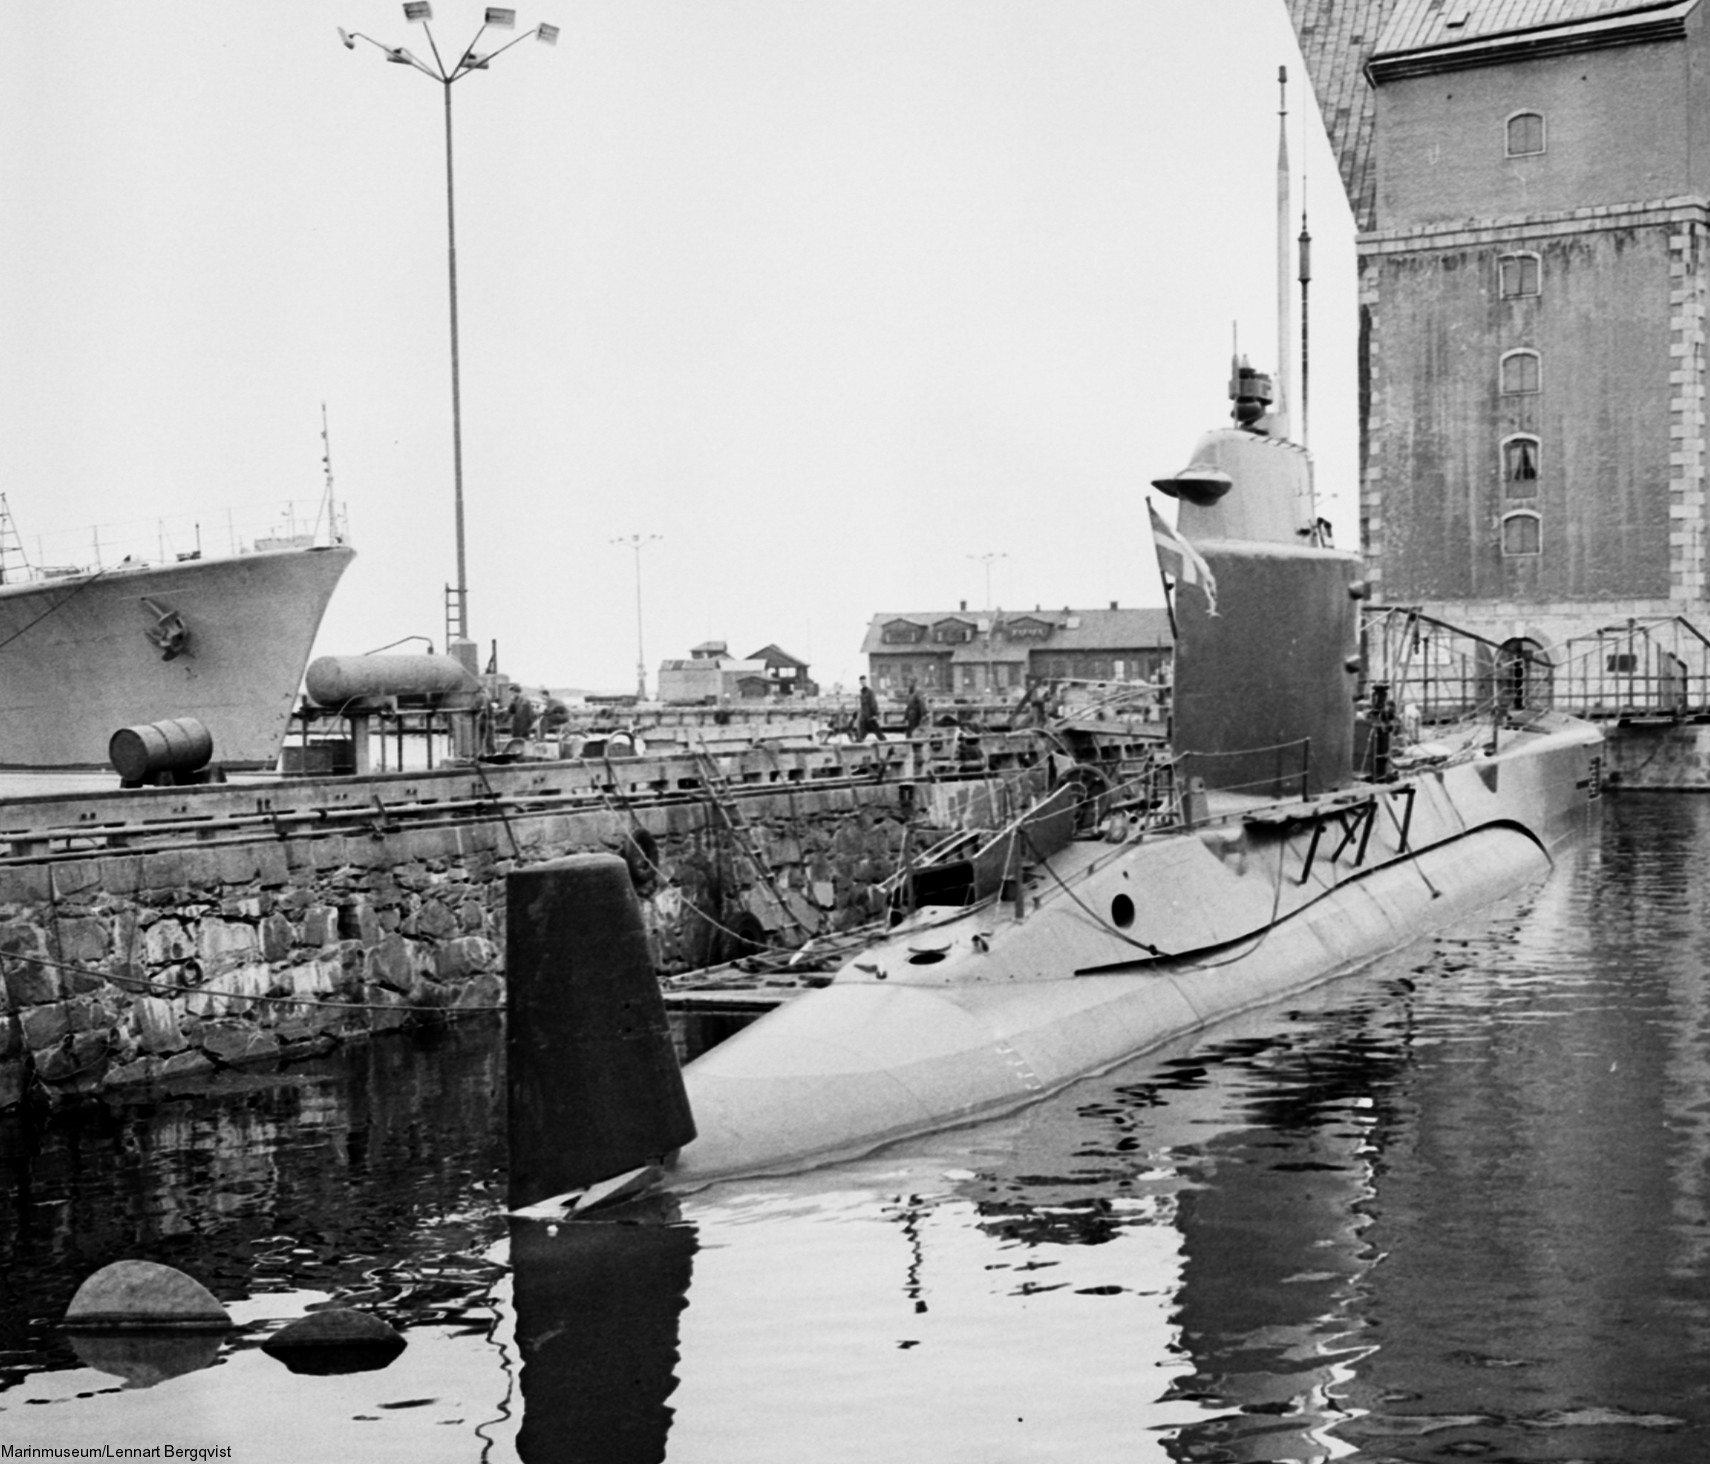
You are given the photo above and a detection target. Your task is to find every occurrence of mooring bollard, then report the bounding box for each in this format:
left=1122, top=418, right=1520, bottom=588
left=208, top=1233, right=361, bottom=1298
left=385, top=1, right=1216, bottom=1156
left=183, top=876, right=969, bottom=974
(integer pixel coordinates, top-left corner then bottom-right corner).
left=506, top=853, right=696, bottom=1209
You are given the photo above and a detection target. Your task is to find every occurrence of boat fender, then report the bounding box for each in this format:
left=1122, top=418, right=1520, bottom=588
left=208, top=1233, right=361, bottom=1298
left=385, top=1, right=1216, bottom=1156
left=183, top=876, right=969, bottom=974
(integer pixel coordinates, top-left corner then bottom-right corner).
left=506, top=854, right=697, bottom=1209
left=619, top=828, right=660, bottom=897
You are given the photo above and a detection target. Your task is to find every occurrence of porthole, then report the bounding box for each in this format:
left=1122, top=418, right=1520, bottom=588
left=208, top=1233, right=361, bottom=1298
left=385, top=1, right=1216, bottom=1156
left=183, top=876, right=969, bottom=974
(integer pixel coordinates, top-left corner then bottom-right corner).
left=1111, top=893, right=1136, bottom=929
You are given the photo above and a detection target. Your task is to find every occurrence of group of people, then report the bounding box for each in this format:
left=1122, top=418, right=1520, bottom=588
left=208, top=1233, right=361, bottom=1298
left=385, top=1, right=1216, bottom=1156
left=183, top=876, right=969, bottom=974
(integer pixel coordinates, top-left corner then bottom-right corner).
left=847, top=676, right=930, bottom=741
left=484, top=685, right=570, bottom=754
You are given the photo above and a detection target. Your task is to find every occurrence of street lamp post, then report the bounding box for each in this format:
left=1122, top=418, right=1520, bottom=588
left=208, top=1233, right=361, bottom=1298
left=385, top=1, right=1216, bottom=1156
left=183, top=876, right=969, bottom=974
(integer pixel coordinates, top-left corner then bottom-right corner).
left=613, top=534, right=662, bottom=701
left=339, top=5, right=557, bottom=669
left=966, top=552, right=1006, bottom=610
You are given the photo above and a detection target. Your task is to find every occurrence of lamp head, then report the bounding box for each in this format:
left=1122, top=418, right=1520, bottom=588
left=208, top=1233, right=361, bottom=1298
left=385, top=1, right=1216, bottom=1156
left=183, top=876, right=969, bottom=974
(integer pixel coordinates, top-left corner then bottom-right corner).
left=337, top=27, right=357, bottom=48
left=403, top=2, right=434, bottom=21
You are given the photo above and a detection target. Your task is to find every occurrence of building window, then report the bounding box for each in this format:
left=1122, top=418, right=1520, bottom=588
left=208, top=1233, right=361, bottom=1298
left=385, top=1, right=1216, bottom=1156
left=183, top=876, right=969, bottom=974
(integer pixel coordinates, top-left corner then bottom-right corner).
left=1501, top=510, right=1541, bottom=556
left=1502, top=434, right=1540, bottom=497
left=1499, top=252, right=1540, bottom=298
left=1500, top=349, right=1540, bottom=395
left=1506, top=111, right=1545, bottom=157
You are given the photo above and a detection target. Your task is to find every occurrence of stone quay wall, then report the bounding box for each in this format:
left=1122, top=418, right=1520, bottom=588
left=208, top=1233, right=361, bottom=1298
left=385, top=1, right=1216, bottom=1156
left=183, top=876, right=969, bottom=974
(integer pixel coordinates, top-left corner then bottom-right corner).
left=1604, top=720, right=1710, bottom=790
left=0, top=745, right=1045, bottom=1112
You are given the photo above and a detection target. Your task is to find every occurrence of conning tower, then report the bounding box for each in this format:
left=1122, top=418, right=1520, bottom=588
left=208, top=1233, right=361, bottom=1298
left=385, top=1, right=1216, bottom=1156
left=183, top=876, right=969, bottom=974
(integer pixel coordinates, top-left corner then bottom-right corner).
left=1153, top=361, right=1359, bottom=797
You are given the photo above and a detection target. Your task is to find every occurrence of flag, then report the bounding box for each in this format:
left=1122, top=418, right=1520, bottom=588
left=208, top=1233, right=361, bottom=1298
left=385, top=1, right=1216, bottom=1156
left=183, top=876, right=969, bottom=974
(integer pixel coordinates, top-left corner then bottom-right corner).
left=1149, top=503, right=1218, bottom=617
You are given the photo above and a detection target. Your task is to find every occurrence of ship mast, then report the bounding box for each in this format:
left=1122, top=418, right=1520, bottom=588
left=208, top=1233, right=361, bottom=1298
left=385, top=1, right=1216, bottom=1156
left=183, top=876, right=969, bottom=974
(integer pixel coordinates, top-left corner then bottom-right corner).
left=1273, top=65, right=1292, bottom=441
left=317, top=402, right=346, bottom=548
left=1299, top=174, right=1312, bottom=452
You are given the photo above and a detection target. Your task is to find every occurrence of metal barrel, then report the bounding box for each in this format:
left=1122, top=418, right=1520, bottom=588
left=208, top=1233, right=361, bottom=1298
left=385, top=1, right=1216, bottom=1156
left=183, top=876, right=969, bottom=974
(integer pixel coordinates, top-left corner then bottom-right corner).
left=107, top=717, right=214, bottom=782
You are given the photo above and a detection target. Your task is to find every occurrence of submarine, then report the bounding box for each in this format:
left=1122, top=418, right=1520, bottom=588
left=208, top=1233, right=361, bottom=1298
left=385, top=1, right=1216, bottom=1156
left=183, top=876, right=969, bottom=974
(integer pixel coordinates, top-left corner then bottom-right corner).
left=504, top=357, right=1604, bottom=1206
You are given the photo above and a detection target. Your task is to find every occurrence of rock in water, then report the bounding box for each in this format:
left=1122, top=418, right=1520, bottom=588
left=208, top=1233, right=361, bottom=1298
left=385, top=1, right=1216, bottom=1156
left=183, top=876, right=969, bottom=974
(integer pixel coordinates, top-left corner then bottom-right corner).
left=261, top=1308, right=407, bottom=1375
left=64, top=1261, right=231, bottom=1330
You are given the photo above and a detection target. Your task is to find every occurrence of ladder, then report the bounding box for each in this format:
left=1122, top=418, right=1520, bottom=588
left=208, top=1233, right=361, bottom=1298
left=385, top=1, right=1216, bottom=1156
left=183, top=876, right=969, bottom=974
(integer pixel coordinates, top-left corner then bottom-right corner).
left=444, top=583, right=466, bottom=656
left=693, top=748, right=819, bottom=943
left=0, top=496, right=30, bottom=586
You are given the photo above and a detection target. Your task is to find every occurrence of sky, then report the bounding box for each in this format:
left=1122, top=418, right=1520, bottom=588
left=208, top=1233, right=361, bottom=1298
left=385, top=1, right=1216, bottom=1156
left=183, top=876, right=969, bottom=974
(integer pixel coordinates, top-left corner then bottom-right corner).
left=0, top=1, right=1358, bottom=697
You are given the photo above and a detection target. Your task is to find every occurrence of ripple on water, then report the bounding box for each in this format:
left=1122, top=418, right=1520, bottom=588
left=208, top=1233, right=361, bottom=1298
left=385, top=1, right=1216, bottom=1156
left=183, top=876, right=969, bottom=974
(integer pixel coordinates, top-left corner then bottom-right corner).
left=6, top=801, right=1710, bottom=1460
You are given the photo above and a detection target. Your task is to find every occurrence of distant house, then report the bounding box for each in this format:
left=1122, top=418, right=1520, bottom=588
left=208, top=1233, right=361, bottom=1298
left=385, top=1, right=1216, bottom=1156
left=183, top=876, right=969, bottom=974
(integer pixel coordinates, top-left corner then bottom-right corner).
left=748, top=644, right=818, bottom=697
left=861, top=604, right=1172, bottom=697
left=657, top=640, right=816, bottom=703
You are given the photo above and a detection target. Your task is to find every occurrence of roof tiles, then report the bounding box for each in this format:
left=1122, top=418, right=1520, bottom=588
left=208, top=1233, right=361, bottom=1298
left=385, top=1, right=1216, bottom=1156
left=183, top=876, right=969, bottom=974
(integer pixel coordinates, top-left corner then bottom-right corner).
left=1374, top=0, right=1688, bottom=54
left=1285, top=0, right=1399, bottom=231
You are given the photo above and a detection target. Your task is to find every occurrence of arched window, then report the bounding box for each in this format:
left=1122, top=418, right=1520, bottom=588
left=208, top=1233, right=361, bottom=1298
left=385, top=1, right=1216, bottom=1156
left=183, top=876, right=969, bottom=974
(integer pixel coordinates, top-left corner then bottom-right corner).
left=1501, top=349, right=1541, bottom=395
left=1501, top=510, right=1541, bottom=556
left=1506, top=111, right=1545, bottom=157
left=1499, top=252, right=1540, bottom=298
left=1502, top=434, right=1540, bottom=497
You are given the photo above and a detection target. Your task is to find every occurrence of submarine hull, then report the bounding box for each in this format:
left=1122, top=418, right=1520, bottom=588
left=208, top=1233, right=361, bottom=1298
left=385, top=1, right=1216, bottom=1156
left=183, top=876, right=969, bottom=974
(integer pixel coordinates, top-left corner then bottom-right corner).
left=672, top=718, right=1599, bottom=1183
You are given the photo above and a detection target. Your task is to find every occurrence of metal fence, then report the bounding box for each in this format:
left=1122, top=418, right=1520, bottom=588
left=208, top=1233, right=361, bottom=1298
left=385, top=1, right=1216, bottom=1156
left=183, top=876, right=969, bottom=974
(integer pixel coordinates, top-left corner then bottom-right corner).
left=1358, top=608, right=1515, bottom=724
left=1552, top=618, right=1710, bottom=719
left=1359, top=607, right=1710, bottom=723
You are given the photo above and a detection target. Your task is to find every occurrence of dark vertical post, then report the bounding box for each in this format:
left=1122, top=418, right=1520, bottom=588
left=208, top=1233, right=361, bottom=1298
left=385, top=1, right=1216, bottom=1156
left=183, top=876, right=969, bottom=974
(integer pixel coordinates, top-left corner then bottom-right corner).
left=443, top=79, right=468, bottom=643
left=506, top=853, right=697, bottom=1207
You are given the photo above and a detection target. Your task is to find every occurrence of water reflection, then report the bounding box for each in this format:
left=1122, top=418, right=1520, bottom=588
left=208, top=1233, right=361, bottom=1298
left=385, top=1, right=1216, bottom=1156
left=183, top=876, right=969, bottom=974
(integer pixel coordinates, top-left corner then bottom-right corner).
left=0, top=1019, right=510, bottom=1394
left=510, top=1200, right=695, bottom=1464
left=67, top=1330, right=225, bottom=1390
left=9, top=799, right=1710, bottom=1460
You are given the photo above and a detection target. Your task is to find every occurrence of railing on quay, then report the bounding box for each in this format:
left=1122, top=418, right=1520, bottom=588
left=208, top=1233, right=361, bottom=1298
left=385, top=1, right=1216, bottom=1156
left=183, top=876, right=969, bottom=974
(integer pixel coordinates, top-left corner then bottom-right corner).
left=1551, top=617, right=1710, bottom=720
left=0, top=727, right=1060, bottom=866
left=1359, top=606, right=1710, bottom=724
left=1358, top=607, right=1518, bottom=725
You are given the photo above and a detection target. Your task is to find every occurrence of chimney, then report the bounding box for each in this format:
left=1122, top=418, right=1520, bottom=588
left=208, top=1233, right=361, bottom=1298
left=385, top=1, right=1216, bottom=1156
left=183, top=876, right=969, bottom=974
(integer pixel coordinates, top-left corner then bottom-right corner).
left=959, top=600, right=967, bottom=612
left=1109, top=600, right=1118, bottom=610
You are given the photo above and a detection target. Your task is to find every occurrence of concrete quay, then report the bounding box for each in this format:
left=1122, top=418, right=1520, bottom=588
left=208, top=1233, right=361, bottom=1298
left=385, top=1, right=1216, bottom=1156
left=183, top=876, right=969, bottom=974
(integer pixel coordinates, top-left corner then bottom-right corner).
left=1603, top=718, right=1710, bottom=791
left=0, top=729, right=1055, bottom=1111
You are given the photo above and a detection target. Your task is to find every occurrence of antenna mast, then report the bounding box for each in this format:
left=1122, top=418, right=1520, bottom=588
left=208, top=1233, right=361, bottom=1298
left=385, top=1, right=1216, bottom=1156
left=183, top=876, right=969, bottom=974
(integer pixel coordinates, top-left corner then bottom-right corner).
left=1299, top=171, right=1313, bottom=451
left=317, top=402, right=345, bottom=547
left=1275, top=65, right=1292, bottom=439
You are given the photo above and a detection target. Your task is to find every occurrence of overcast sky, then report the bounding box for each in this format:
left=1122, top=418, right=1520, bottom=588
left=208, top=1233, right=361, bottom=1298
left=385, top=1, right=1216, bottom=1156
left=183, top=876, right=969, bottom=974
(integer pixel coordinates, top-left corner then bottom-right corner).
left=0, top=1, right=1357, bottom=695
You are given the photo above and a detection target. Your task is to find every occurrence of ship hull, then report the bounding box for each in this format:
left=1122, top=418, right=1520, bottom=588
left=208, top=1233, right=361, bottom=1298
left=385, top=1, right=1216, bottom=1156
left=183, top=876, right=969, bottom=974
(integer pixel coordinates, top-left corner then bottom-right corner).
left=0, top=546, right=353, bottom=770
left=671, top=715, right=1601, bottom=1183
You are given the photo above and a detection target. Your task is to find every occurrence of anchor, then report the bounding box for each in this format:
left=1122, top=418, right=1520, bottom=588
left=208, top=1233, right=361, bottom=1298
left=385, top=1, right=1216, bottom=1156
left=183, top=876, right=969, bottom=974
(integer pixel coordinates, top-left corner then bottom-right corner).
left=141, top=598, right=192, bottom=661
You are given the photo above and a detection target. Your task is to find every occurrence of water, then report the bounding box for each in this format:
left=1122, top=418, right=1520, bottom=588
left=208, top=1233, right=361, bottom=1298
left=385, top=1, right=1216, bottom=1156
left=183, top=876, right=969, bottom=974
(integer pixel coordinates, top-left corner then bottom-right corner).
left=4, top=795, right=1709, bottom=1461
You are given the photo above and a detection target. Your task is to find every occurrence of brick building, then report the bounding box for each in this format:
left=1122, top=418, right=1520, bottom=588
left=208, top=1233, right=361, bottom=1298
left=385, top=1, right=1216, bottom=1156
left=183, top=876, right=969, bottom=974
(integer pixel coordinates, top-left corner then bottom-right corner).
left=1288, top=0, right=1710, bottom=669
left=861, top=605, right=1172, bottom=698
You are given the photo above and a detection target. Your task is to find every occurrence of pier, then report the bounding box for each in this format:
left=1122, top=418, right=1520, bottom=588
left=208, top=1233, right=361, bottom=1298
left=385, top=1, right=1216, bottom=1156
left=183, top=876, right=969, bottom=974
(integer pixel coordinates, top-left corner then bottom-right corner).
left=0, top=727, right=1094, bottom=1110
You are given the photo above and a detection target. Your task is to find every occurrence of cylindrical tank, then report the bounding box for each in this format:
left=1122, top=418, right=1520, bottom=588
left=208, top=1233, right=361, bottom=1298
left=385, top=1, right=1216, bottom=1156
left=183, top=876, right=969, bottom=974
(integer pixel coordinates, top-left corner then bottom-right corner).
left=304, top=654, right=478, bottom=706
left=108, top=717, right=214, bottom=782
